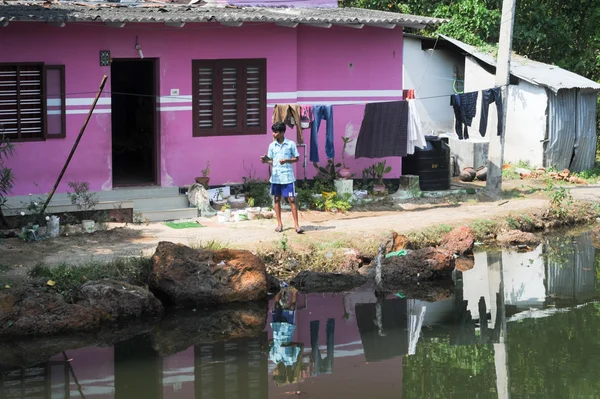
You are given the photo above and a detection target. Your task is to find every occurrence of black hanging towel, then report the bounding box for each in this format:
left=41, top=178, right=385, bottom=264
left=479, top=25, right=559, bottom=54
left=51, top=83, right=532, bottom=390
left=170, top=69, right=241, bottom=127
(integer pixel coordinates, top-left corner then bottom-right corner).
left=451, top=92, right=478, bottom=140
left=355, top=101, right=409, bottom=158
left=479, top=87, right=503, bottom=137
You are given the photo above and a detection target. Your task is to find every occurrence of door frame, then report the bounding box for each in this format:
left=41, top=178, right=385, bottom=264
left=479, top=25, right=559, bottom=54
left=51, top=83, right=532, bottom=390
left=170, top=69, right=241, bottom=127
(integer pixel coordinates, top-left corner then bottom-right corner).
left=110, top=58, right=161, bottom=187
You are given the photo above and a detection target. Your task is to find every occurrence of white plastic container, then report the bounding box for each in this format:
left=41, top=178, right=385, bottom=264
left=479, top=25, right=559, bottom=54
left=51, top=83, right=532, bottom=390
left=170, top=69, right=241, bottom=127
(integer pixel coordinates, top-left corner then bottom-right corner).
left=46, top=216, right=60, bottom=238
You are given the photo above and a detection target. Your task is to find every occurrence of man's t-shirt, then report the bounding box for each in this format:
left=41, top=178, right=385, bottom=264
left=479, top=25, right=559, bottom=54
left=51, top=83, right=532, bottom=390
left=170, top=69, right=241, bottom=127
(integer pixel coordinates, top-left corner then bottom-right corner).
left=268, top=138, right=299, bottom=184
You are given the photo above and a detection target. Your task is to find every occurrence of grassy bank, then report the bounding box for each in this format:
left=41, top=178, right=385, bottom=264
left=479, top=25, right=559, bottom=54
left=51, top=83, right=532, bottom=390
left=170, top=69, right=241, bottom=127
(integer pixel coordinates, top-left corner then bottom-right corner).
left=7, top=187, right=600, bottom=296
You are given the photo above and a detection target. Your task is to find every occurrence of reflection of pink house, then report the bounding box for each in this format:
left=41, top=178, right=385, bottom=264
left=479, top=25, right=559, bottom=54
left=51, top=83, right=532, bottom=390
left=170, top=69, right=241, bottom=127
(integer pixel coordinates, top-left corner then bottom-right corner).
left=0, top=1, right=441, bottom=219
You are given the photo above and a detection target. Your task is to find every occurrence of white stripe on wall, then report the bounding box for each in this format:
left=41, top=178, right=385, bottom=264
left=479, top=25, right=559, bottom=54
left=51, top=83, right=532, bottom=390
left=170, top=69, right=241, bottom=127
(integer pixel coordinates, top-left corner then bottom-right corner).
left=296, top=90, right=403, bottom=98
left=157, top=106, right=193, bottom=112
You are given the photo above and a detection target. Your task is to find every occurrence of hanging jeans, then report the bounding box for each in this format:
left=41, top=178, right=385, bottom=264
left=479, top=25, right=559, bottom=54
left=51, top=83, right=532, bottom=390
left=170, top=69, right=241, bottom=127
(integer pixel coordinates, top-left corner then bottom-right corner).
left=310, top=105, right=334, bottom=163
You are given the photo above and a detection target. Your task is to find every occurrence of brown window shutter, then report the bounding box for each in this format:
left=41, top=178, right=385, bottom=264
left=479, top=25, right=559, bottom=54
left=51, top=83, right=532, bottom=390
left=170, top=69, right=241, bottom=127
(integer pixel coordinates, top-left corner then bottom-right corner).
left=221, top=65, right=239, bottom=131
left=245, top=59, right=266, bottom=134
left=192, top=58, right=266, bottom=137
left=192, top=61, right=216, bottom=137
left=0, top=64, right=45, bottom=141
left=44, top=65, right=66, bottom=139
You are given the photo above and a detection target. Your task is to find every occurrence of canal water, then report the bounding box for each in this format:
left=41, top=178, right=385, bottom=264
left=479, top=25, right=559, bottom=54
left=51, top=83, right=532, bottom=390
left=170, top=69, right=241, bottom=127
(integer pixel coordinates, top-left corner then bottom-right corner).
left=2, top=231, right=600, bottom=398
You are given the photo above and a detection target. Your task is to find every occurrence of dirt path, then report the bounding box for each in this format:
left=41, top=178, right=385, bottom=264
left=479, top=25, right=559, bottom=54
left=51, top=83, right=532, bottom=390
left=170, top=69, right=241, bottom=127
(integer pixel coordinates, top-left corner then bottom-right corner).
left=1, top=183, right=598, bottom=280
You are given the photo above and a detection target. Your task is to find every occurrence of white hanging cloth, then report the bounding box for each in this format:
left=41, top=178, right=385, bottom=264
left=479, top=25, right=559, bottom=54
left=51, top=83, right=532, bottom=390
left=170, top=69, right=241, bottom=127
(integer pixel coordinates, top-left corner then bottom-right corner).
left=407, top=99, right=427, bottom=155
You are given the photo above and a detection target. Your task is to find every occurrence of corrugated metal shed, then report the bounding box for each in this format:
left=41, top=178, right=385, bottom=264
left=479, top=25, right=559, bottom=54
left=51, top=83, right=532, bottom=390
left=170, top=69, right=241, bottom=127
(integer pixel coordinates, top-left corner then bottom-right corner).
left=0, top=2, right=445, bottom=29
left=440, top=34, right=600, bottom=93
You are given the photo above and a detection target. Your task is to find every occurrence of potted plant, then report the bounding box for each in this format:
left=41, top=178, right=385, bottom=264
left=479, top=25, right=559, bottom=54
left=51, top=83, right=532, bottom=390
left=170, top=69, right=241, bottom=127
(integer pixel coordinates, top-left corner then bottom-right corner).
left=217, top=203, right=231, bottom=223
left=195, top=161, right=211, bottom=188
left=372, top=161, right=391, bottom=194
left=339, top=136, right=353, bottom=179
left=67, top=181, right=99, bottom=233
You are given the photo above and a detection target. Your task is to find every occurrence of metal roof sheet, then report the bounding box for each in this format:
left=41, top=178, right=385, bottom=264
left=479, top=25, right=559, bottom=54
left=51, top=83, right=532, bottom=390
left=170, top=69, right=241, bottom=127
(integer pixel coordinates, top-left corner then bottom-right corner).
left=440, top=34, right=600, bottom=93
left=0, top=1, right=445, bottom=29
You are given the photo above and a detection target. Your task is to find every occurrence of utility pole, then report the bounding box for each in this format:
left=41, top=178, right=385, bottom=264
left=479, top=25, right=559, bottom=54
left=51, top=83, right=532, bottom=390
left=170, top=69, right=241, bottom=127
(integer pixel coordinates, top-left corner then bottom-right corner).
left=486, top=0, right=517, bottom=197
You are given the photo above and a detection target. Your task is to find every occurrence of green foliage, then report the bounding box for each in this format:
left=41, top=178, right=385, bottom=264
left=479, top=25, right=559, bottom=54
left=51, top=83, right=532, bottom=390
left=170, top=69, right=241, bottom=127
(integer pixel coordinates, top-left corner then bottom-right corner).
left=67, top=181, right=99, bottom=221
left=312, top=176, right=335, bottom=193
left=0, top=138, right=15, bottom=210
left=314, top=193, right=353, bottom=212
left=242, top=164, right=271, bottom=207
left=574, top=164, right=600, bottom=184
left=341, top=135, right=354, bottom=168
left=313, top=159, right=342, bottom=181
left=505, top=213, right=536, bottom=231
left=28, top=257, right=153, bottom=303
left=545, top=181, right=573, bottom=219
left=374, top=160, right=392, bottom=183
left=434, top=0, right=501, bottom=47
left=296, top=185, right=317, bottom=209
left=406, top=224, right=453, bottom=248
left=468, top=218, right=500, bottom=240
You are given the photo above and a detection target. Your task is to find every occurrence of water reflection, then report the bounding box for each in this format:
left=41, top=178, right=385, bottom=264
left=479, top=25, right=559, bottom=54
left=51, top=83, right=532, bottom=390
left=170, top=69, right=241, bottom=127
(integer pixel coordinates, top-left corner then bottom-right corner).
left=1, top=231, right=599, bottom=399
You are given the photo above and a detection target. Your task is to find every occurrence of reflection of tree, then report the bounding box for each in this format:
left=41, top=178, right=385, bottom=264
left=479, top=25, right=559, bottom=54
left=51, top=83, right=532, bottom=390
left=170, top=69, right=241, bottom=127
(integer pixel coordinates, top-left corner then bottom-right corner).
left=507, top=303, right=600, bottom=398
left=402, top=339, right=497, bottom=398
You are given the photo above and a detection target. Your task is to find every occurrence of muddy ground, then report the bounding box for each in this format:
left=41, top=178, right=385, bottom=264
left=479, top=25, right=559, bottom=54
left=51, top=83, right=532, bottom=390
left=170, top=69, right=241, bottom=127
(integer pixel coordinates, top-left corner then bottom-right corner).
left=1, top=180, right=599, bottom=281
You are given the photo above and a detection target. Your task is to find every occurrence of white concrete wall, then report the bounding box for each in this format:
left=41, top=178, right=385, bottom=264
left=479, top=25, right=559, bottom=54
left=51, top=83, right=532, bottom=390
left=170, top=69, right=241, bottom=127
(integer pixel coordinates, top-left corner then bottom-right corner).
left=463, top=56, right=548, bottom=167
left=402, top=37, right=464, bottom=134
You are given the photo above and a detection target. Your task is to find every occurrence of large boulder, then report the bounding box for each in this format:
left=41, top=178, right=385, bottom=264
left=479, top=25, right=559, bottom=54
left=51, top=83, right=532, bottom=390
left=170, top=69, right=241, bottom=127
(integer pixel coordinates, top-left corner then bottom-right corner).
left=496, top=230, right=541, bottom=246
left=440, top=226, right=475, bottom=255
left=149, top=241, right=268, bottom=307
left=75, top=279, right=164, bottom=321
left=150, top=301, right=268, bottom=356
left=0, top=286, right=102, bottom=338
left=0, top=280, right=163, bottom=339
left=290, top=271, right=368, bottom=292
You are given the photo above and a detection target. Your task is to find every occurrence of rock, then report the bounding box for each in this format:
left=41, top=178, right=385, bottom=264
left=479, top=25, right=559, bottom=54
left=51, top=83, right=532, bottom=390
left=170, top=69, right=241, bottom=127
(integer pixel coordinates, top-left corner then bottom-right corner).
left=440, top=226, right=475, bottom=255
left=383, top=232, right=410, bottom=254
left=339, top=248, right=363, bottom=272
left=380, top=247, right=455, bottom=285
left=149, top=241, right=268, bottom=307
left=455, top=256, right=475, bottom=272
left=75, top=279, right=164, bottom=321
left=266, top=273, right=281, bottom=294
left=497, top=230, right=541, bottom=246
left=0, top=286, right=102, bottom=338
left=150, top=301, right=267, bottom=356
left=290, top=271, right=368, bottom=292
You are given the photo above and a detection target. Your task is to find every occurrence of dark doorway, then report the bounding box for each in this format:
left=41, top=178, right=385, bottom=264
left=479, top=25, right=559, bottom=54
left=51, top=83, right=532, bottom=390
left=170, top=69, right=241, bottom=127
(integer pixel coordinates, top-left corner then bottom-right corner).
left=111, top=59, right=158, bottom=186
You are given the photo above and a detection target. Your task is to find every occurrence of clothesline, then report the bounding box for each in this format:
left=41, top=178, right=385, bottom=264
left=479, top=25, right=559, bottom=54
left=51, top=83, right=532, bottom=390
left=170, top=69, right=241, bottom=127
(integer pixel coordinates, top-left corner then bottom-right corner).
left=49, top=84, right=508, bottom=105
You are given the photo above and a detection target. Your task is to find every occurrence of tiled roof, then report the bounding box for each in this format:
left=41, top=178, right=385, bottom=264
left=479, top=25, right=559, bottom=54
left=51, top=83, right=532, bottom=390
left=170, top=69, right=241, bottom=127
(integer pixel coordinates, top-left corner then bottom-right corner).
left=0, top=1, right=446, bottom=29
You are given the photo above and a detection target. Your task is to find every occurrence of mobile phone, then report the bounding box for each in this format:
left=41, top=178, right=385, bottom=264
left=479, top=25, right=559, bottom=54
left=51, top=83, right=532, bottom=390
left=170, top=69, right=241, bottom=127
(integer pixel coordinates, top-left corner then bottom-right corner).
left=261, top=155, right=270, bottom=161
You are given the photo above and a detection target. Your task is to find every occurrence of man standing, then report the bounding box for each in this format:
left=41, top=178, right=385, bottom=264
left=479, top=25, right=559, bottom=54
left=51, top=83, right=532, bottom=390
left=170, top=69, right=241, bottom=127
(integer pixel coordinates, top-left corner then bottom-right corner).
left=261, top=122, right=304, bottom=234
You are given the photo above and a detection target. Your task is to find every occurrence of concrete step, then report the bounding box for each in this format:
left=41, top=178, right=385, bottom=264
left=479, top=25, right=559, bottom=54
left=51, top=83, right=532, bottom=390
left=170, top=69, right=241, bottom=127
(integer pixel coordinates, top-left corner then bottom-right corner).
left=134, top=195, right=189, bottom=211
left=139, top=207, right=198, bottom=222
left=98, top=186, right=181, bottom=201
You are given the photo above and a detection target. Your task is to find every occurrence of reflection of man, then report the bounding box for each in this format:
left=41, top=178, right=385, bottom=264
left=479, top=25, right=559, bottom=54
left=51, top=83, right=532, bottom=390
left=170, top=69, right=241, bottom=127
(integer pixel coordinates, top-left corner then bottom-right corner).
left=270, top=287, right=304, bottom=386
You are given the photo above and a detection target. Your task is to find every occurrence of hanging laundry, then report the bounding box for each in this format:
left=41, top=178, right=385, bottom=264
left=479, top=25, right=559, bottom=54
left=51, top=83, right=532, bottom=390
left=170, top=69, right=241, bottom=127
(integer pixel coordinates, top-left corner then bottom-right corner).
left=272, top=104, right=304, bottom=144
left=299, top=105, right=314, bottom=129
left=479, top=87, right=503, bottom=137
left=407, top=99, right=427, bottom=155
left=310, top=105, right=334, bottom=163
left=403, top=89, right=415, bottom=100
left=451, top=92, right=478, bottom=140
left=355, top=101, right=409, bottom=158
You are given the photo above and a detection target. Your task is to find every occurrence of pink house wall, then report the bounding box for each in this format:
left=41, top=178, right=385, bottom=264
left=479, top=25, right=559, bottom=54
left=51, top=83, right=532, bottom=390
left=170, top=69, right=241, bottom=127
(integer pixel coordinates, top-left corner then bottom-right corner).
left=1, top=22, right=403, bottom=196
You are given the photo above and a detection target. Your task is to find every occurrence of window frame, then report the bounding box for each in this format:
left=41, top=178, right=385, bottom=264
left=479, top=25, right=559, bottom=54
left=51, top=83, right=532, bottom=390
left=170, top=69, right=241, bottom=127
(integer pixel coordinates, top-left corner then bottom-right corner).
left=192, top=58, right=267, bottom=137
left=0, top=62, right=66, bottom=142
left=44, top=64, right=66, bottom=139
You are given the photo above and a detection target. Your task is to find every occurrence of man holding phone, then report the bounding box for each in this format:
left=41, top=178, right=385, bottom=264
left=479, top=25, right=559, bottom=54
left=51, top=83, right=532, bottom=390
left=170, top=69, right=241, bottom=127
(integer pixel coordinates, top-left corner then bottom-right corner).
left=260, top=122, right=304, bottom=234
